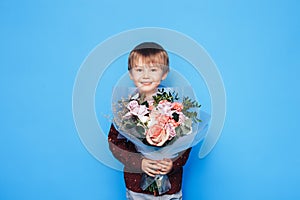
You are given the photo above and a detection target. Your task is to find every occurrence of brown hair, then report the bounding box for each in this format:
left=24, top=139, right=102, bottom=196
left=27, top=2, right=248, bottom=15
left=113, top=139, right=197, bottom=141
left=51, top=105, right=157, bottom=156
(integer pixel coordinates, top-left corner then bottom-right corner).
left=128, top=42, right=169, bottom=73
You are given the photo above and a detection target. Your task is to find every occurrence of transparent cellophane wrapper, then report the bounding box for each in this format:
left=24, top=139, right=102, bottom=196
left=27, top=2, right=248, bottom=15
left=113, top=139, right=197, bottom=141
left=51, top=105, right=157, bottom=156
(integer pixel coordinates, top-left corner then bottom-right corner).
left=112, top=86, right=210, bottom=195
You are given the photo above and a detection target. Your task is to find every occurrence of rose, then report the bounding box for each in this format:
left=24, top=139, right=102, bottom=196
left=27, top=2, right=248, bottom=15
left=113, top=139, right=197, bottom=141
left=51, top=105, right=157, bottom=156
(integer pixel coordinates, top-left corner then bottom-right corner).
left=157, top=100, right=173, bottom=117
left=148, top=109, right=160, bottom=127
left=148, top=100, right=154, bottom=111
left=165, top=122, right=176, bottom=139
left=169, top=118, right=180, bottom=127
left=125, top=100, right=149, bottom=123
left=172, top=102, right=183, bottom=112
left=146, top=124, right=170, bottom=146
left=148, top=111, right=169, bottom=127
left=127, top=100, right=139, bottom=110
left=156, top=114, right=169, bottom=125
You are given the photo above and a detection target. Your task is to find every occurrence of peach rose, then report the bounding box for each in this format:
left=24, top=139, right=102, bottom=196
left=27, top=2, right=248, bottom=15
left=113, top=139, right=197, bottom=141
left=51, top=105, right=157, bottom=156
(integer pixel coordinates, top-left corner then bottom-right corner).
left=146, top=124, right=170, bottom=146
left=157, top=115, right=170, bottom=125
left=148, top=100, right=154, bottom=111
left=172, top=102, right=183, bottom=111
left=169, top=118, right=180, bottom=127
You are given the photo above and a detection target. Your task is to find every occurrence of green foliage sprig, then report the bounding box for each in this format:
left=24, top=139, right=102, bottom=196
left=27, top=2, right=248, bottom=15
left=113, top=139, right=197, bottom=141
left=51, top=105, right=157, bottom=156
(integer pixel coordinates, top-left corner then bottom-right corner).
left=182, top=96, right=202, bottom=123
left=152, top=88, right=179, bottom=106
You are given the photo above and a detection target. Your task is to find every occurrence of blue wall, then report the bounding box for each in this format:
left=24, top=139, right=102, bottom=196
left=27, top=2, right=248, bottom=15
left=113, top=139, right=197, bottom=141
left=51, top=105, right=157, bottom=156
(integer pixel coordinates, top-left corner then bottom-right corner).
left=1, top=0, right=299, bottom=199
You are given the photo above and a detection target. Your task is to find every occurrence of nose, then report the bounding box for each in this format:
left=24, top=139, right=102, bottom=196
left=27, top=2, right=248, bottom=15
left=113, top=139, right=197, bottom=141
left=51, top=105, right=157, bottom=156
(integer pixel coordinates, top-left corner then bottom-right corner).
left=142, top=69, right=150, bottom=78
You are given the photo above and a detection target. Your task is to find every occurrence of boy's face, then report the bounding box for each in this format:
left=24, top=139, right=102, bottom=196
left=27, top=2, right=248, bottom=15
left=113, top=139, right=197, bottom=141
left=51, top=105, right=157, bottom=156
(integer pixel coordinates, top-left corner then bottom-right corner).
left=129, top=58, right=168, bottom=97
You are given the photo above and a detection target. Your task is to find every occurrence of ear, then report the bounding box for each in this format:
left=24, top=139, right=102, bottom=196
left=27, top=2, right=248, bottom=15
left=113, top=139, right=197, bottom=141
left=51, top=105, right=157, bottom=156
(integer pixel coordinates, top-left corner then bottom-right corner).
left=161, top=72, right=168, bottom=80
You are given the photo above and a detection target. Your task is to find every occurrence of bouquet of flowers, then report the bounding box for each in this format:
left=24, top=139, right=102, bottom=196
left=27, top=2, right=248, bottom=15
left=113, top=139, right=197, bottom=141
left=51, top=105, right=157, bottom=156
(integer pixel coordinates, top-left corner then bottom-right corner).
left=116, top=88, right=201, bottom=147
left=112, top=87, right=210, bottom=195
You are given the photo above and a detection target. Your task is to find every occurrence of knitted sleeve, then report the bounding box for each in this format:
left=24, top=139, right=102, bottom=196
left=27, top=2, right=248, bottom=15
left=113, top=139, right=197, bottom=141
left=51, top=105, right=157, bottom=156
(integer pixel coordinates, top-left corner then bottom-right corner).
left=108, top=124, right=143, bottom=173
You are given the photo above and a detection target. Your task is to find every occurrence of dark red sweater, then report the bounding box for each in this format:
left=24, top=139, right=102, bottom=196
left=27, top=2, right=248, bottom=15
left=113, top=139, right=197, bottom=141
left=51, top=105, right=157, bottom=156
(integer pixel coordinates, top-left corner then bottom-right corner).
left=108, top=124, right=191, bottom=196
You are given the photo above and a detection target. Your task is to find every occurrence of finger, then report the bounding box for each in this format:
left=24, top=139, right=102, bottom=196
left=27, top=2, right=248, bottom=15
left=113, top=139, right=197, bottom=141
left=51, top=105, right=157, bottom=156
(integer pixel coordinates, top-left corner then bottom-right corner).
left=144, top=164, right=159, bottom=171
left=145, top=167, right=160, bottom=177
left=157, top=161, right=168, bottom=166
left=157, top=161, right=172, bottom=168
left=159, top=171, right=167, bottom=175
left=145, top=171, right=156, bottom=177
left=151, top=165, right=162, bottom=171
left=158, top=163, right=173, bottom=174
left=146, top=162, right=162, bottom=170
left=160, top=159, right=172, bottom=165
left=159, top=166, right=171, bottom=173
left=142, top=159, right=158, bottom=169
left=144, top=159, right=158, bottom=165
left=156, top=163, right=166, bottom=170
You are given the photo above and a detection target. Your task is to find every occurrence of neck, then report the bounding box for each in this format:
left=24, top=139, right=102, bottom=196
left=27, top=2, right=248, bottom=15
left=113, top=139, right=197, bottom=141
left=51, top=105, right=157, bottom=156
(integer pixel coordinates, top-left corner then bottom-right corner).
left=140, top=92, right=156, bottom=101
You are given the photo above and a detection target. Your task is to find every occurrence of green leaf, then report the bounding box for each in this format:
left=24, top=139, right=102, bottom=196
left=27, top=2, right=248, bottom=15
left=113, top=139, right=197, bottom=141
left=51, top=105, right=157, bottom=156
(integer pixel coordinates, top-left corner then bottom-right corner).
left=172, top=112, right=179, bottom=122
left=141, top=101, right=149, bottom=107
left=135, top=126, right=145, bottom=135
left=125, top=123, right=135, bottom=129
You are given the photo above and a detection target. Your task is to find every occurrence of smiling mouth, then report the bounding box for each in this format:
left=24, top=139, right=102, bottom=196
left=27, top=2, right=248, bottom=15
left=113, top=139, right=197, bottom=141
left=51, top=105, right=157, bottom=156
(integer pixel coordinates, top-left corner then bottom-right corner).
left=141, top=82, right=152, bottom=86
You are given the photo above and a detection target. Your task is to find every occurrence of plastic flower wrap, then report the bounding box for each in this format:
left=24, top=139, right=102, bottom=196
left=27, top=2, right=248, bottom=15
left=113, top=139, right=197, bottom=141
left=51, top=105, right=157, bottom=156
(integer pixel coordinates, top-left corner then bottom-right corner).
left=112, top=87, right=210, bottom=195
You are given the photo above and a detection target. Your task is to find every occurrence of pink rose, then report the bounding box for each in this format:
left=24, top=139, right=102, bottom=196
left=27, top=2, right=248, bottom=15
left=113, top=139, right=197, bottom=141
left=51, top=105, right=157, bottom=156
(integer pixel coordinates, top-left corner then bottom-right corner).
left=165, top=123, right=176, bottom=139
left=125, top=100, right=149, bottom=123
left=157, top=100, right=173, bottom=117
left=129, top=104, right=148, bottom=117
left=127, top=100, right=139, bottom=110
left=146, top=124, right=169, bottom=146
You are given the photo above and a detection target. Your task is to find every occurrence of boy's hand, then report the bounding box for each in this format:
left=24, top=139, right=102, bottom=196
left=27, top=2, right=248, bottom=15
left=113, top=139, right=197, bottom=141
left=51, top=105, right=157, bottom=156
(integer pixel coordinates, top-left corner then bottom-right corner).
left=141, top=158, right=161, bottom=177
left=157, top=159, right=173, bottom=175
left=141, top=158, right=173, bottom=176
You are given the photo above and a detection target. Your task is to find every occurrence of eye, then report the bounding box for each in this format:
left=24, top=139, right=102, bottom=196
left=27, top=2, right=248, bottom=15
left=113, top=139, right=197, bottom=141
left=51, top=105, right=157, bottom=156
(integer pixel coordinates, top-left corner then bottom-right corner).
left=151, top=68, right=158, bottom=72
left=135, top=68, right=143, bottom=72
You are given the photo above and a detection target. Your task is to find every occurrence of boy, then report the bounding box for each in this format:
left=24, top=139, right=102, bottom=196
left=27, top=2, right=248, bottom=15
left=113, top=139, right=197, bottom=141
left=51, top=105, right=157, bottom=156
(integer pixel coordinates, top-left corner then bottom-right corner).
left=108, top=42, right=191, bottom=200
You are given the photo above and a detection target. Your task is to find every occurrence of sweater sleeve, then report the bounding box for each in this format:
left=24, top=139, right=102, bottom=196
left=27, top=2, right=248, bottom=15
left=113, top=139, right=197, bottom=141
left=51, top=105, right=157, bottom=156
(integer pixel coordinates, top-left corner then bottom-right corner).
left=169, top=147, right=192, bottom=174
left=108, top=124, right=143, bottom=173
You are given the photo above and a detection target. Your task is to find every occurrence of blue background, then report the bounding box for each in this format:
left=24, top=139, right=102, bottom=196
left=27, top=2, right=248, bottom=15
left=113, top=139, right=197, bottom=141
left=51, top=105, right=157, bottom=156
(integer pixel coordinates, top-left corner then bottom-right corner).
left=1, top=0, right=299, bottom=199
